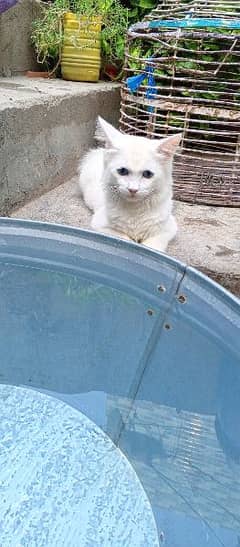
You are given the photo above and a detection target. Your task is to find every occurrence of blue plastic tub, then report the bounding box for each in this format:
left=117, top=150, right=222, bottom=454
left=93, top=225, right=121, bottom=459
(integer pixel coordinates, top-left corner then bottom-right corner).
left=0, top=218, right=239, bottom=546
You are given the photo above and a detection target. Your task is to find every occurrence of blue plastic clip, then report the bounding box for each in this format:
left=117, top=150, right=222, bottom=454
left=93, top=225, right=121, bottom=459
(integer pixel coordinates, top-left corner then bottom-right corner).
left=126, top=59, right=157, bottom=113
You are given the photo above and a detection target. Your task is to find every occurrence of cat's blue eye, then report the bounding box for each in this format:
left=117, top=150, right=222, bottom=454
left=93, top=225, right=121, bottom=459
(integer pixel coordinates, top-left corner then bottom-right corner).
left=117, top=167, right=129, bottom=176
left=142, top=170, right=154, bottom=179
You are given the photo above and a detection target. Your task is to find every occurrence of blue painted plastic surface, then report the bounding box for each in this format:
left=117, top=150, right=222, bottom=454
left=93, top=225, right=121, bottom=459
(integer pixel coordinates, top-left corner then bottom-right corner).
left=130, top=18, right=240, bottom=33
left=148, top=18, right=240, bottom=30
left=0, top=0, right=18, bottom=14
left=0, top=218, right=239, bottom=547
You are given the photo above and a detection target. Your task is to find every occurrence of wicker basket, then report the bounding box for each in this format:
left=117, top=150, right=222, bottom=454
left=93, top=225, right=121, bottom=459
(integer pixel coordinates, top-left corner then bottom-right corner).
left=120, top=1, right=240, bottom=207
left=147, top=0, right=240, bottom=21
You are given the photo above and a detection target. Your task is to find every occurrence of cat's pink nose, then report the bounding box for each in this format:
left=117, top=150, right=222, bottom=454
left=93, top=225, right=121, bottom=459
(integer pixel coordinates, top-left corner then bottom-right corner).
left=128, top=188, right=138, bottom=195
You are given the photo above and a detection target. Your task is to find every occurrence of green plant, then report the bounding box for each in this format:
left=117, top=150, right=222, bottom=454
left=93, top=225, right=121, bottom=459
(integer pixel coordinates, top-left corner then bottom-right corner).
left=31, top=0, right=67, bottom=71
left=122, top=0, right=157, bottom=25
left=100, top=0, right=129, bottom=71
left=31, top=0, right=129, bottom=76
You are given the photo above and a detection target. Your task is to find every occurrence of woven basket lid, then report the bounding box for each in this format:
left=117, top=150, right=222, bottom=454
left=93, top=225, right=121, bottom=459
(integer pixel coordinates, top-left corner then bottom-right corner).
left=147, top=0, right=240, bottom=21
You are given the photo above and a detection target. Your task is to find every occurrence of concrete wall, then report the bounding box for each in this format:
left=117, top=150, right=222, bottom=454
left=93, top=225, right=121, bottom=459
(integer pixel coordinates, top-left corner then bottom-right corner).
left=0, top=0, right=41, bottom=76
left=0, top=78, right=120, bottom=213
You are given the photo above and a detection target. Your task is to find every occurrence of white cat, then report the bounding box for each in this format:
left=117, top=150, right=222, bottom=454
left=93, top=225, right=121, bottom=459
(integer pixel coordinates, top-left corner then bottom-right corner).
left=78, top=116, right=182, bottom=253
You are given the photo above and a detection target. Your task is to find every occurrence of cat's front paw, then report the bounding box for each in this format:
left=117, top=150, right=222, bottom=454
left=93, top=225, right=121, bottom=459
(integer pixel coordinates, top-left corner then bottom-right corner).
left=142, top=216, right=177, bottom=253
left=91, top=208, right=107, bottom=231
left=142, top=238, right=167, bottom=253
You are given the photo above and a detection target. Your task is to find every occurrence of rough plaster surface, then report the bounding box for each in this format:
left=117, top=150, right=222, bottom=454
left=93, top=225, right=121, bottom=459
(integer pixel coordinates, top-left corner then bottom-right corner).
left=11, top=178, right=240, bottom=296
left=0, top=0, right=41, bottom=77
left=0, top=77, right=120, bottom=213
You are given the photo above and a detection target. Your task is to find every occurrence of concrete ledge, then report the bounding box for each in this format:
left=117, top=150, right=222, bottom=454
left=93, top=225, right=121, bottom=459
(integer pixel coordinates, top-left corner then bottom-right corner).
left=11, top=178, right=240, bottom=297
left=0, top=77, right=120, bottom=214
left=169, top=202, right=240, bottom=296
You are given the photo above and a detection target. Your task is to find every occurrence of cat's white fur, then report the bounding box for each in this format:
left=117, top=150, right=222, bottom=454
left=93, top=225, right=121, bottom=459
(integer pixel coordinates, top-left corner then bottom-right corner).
left=78, top=116, right=182, bottom=252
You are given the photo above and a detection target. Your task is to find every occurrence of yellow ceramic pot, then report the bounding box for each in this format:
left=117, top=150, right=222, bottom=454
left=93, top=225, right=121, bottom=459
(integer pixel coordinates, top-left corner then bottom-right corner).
left=61, top=12, right=102, bottom=82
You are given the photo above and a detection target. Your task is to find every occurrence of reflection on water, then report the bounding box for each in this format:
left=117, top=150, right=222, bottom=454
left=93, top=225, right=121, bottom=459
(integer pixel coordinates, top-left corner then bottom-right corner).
left=0, top=263, right=239, bottom=546
left=113, top=396, right=240, bottom=547
left=20, top=386, right=240, bottom=547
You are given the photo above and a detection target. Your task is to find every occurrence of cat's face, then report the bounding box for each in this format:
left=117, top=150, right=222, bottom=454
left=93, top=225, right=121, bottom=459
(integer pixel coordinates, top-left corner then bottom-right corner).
left=97, top=117, right=182, bottom=202
left=105, top=141, right=172, bottom=202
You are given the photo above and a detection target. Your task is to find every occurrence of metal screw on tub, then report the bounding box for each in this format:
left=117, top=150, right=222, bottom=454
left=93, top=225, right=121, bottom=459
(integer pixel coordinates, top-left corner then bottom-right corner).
left=157, top=285, right=166, bottom=293
left=177, top=294, right=187, bottom=304
left=159, top=530, right=165, bottom=543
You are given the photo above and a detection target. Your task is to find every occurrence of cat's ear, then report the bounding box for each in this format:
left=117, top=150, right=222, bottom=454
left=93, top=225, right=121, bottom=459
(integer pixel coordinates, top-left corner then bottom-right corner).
left=95, top=116, right=124, bottom=149
left=153, top=133, right=183, bottom=156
